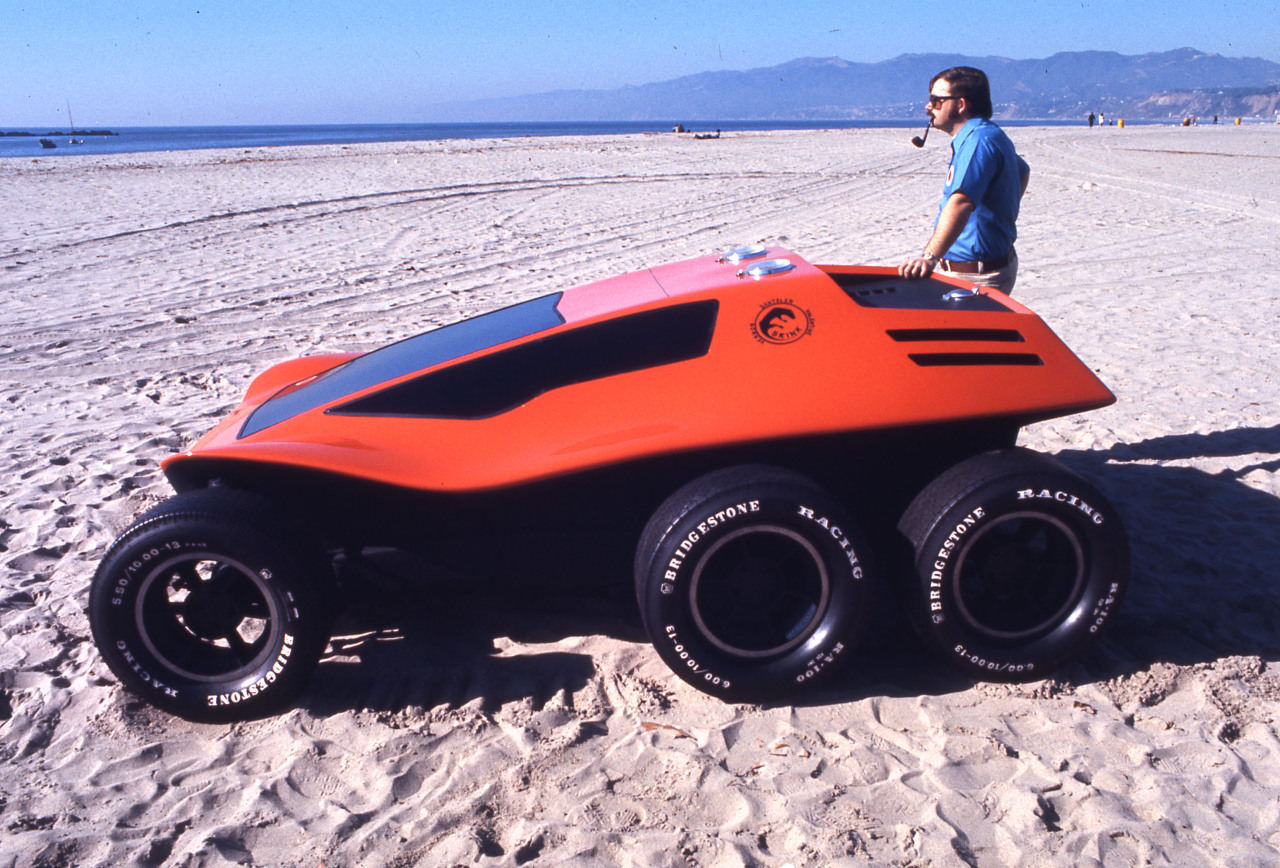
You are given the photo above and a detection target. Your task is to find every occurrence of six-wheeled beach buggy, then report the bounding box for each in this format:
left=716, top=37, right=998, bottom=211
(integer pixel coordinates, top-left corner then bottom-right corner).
left=89, top=246, right=1128, bottom=721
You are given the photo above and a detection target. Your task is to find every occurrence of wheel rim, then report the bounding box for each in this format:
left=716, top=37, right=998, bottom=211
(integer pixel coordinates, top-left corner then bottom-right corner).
left=690, top=525, right=830, bottom=658
left=135, top=552, right=283, bottom=683
left=952, top=512, right=1085, bottom=641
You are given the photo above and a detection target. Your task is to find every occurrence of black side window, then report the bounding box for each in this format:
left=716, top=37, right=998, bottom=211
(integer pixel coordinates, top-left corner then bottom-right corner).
left=333, top=300, right=718, bottom=419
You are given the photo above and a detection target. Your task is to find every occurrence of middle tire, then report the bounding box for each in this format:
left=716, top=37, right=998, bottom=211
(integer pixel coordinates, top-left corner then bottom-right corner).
left=897, top=448, right=1129, bottom=682
left=635, top=466, right=873, bottom=702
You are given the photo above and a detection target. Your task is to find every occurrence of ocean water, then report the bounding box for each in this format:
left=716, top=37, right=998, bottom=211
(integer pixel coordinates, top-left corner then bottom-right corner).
left=0, top=120, right=936, bottom=158
left=0, top=118, right=1112, bottom=159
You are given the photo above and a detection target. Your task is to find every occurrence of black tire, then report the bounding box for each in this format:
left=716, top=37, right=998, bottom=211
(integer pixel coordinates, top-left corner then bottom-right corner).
left=89, top=488, right=333, bottom=722
left=897, top=448, right=1128, bottom=681
left=635, top=466, right=873, bottom=702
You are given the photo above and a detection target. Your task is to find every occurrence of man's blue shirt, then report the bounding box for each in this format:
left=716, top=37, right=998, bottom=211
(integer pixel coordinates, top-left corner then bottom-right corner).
left=937, top=118, right=1028, bottom=261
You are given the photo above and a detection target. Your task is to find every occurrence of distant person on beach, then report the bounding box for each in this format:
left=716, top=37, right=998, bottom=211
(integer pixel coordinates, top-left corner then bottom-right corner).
left=1089, top=111, right=1097, bottom=128
left=899, top=66, right=1030, bottom=295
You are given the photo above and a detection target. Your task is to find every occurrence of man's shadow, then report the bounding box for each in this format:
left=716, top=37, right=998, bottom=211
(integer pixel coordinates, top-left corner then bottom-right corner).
left=302, top=424, right=1280, bottom=715
left=1055, top=423, right=1280, bottom=669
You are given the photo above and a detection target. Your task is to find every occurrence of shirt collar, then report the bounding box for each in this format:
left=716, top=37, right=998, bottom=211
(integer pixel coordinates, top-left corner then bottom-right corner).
left=952, top=117, right=986, bottom=150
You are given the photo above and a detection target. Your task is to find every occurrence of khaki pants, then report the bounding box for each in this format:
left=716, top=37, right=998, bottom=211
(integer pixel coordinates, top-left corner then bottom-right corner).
left=939, top=248, right=1019, bottom=296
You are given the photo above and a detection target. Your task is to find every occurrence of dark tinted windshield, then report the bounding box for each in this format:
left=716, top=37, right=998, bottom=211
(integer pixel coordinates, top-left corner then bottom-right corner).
left=240, top=293, right=564, bottom=438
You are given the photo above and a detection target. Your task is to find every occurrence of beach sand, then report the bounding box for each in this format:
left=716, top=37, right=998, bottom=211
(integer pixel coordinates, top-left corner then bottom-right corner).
left=2, top=124, right=1279, bottom=866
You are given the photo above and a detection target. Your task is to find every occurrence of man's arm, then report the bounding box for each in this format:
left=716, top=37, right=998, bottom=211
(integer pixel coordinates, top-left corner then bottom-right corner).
left=899, top=191, right=976, bottom=279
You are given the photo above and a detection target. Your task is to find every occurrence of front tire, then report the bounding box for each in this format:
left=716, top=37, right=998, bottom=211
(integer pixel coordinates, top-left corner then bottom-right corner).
left=898, top=449, right=1128, bottom=681
left=636, top=466, right=873, bottom=702
left=89, top=488, right=332, bottom=722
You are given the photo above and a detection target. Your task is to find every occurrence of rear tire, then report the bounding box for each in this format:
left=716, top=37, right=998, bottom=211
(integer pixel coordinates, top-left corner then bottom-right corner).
left=89, top=488, right=332, bottom=722
left=636, top=466, right=873, bottom=702
left=898, top=449, right=1128, bottom=681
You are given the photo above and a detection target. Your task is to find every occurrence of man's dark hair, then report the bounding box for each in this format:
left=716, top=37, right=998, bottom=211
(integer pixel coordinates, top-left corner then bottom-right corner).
left=931, top=66, right=994, bottom=119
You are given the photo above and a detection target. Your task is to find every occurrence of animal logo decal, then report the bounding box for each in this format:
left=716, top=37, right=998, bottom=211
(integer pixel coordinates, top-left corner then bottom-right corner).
left=751, top=300, right=814, bottom=345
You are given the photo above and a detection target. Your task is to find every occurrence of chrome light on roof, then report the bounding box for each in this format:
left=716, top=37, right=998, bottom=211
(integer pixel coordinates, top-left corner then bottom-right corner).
left=719, top=245, right=768, bottom=263
left=740, top=258, right=795, bottom=279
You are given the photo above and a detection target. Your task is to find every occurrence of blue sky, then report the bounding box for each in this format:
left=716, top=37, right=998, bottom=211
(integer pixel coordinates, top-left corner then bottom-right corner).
left=3, top=0, right=1277, bottom=127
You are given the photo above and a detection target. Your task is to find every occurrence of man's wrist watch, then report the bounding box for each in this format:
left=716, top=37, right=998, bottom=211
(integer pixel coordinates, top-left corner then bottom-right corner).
left=921, top=251, right=938, bottom=263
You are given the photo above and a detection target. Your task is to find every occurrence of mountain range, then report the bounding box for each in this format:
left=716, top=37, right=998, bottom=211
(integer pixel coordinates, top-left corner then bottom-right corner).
left=422, top=48, right=1280, bottom=122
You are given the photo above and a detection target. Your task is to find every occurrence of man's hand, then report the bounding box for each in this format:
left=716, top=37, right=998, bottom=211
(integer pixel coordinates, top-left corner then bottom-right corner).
left=900, top=191, right=975, bottom=280
left=899, top=253, right=937, bottom=279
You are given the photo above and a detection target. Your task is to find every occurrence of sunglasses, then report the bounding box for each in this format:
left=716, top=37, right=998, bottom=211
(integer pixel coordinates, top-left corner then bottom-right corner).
left=928, top=94, right=962, bottom=107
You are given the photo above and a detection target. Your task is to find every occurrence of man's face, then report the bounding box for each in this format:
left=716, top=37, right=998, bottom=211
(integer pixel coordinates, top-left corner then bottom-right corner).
left=927, top=83, right=967, bottom=136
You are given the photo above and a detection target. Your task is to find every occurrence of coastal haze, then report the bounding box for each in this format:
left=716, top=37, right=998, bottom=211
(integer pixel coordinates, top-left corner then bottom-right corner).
left=4, top=49, right=1280, bottom=142
left=5, top=47, right=1278, bottom=157
left=423, top=48, right=1280, bottom=122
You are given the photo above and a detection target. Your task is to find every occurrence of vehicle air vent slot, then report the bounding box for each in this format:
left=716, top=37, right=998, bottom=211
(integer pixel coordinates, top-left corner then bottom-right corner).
left=853, top=286, right=897, bottom=300
left=888, top=328, right=1025, bottom=343
left=908, top=353, right=1043, bottom=367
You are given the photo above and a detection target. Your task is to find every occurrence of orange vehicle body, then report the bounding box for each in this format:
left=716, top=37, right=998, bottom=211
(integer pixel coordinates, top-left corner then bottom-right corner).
left=90, top=247, right=1127, bottom=721
left=163, top=247, right=1112, bottom=505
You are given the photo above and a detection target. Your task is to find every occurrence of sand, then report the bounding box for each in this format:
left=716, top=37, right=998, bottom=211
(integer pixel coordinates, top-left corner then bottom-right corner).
left=2, top=123, right=1279, bottom=867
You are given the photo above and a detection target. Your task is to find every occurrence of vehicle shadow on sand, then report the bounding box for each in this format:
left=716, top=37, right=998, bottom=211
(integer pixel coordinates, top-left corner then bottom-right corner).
left=823, top=423, right=1280, bottom=703
left=302, top=542, right=646, bottom=717
left=301, top=424, right=1280, bottom=715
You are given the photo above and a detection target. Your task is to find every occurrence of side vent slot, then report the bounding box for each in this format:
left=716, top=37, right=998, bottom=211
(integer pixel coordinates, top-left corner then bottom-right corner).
left=908, top=353, right=1043, bottom=367
left=888, top=328, right=1024, bottom=343
left=852, top=286, right=898, bottom=301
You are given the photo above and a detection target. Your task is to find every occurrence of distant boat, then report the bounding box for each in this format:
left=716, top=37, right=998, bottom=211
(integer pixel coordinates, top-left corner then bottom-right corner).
left=40, top=138, right=56, bottom=149
left=67, top=101, right=84, bottom=144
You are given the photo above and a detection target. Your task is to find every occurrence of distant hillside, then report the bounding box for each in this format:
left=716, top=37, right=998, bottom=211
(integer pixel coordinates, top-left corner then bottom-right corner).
left=1131, top=87, right=1280, bottom=120
left=421, top=48, right=1280, bottom=122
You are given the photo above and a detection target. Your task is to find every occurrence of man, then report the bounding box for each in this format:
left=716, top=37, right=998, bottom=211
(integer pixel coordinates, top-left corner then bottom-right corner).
left=900, top=67, right=1030, bottom=295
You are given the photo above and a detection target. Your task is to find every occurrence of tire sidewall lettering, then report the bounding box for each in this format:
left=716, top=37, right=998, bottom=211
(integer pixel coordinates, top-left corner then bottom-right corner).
left=927, top=504, right=988, bottom=623
left=113, top=538, right=206, bottom=606
left=641, top=475, right=873, bottom=701
left=1015, top=486, right=1109, bottom=526
left=104, top=539, right=299, bottom=709
left=90, top=507, right=319, bottom=721
left=1088, top=582, right=1123, bottom=633
left=659, top=499, right=761, bottom=595
left=664, top=626, right=732, bottom=690
left=928, top=487, right=1098, bottom=658
left=908, top=458, right=1129, bottom=680
left=205, top=633, right=297, bottom=707
left=952, top=643, right=1036, bottom=675
left=796, top=505, right=864, bottom=580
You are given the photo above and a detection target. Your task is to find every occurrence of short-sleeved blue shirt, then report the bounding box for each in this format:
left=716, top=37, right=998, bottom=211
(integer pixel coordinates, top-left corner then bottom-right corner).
left=937, top=118, right=1028, bottom=261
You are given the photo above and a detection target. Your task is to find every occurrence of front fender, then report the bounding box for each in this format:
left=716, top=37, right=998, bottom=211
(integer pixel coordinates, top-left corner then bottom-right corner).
left=243, top=353, right=362, bottom=403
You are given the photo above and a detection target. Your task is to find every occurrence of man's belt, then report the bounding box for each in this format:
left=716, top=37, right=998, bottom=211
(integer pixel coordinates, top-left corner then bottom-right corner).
left=939, top=251, right=1012, bottom=274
